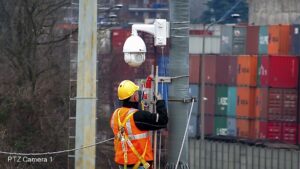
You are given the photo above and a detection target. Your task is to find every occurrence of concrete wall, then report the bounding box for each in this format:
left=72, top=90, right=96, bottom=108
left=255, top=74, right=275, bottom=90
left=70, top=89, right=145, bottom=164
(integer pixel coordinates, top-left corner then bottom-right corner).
left=248, top=0, right=300, bottom=25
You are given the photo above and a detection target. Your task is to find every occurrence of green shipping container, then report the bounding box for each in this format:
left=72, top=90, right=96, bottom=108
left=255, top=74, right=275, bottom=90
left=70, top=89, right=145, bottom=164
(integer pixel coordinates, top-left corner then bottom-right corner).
left=214, top=115, right=227, bottom=135
left=215, top=86, right=228, bottom=115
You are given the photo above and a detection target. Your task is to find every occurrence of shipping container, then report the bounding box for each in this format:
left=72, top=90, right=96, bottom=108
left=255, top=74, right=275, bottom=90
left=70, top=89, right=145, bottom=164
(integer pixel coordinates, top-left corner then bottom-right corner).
left=268, top=88, right=282, bottom=120
left=189, top=54, right=201, bottom=84
left=227, top=117, right=237, bottom=136
left=282, top=122, right=297, bottom=144
left=111, top=29, right=131, bottom=54
left=258, top=26, right=268, bottom=54
left=232, top=26, right=247, bottom=55
left=204, top=85, right=216, bottom=114
left=204, top=36, right=221, bottom=54
left=282, top=89, right=298, bottom=122
left=237, top=118, right=254, bottom=139
left=228, top=56, right=237, bottom=85
left=268, top=55, right=299, bottom=88
left=254, top=119, right=267, bottom=140
left=215, top=85, right=228, bottom=115
left=237, top=55, right=257, bottom=86
left=267, top=122, right=282, bottom=141
left=256, top=55, right=269, bottom=87
left=257, top=55, right=299, bottom=88
left=189, top=36, right=221, bottom=54
left=227, top=87, right=237, bottom=117
left=246, top=25, right=259, bottom=54
left=205, top=114, right=214, bottom=136
left=204, top=55, right=217, bottom=84
left=189, top=26, right=221, bottom=54
left=216, top=56, right=229, bottom=84
left=268, top=25, right=291, bottom=55
left=220, top=25, right=233, bottom=54
left=236, top=87, right=256, bottom=118
left=255, top=88, right=268, bottom=119
left=111, top=54, right=136, bottom=80
left=268, top=25, right=280, bottom=54
left=291, top=25, right=300, bottom=55
left=216, top=55, right=237, bottom=85
left=298, top=124, right=300, bottom=145
left=214, top=115, right=227, bottom=135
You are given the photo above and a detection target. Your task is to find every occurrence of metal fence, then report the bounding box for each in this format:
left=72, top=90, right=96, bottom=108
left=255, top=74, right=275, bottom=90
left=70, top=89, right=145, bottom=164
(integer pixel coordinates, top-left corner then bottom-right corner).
left=188, top=139, right=300, bottom=169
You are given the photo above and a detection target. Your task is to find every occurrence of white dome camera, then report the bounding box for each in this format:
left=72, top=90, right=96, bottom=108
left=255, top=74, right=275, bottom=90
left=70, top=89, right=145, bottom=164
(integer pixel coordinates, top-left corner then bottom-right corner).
left=123, top=34, right=146, bottom=67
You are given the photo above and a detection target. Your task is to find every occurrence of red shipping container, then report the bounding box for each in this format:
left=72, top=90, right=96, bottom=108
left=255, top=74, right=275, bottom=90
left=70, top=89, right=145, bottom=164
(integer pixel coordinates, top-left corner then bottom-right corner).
left=268, top=55, right=298, bottom=88
left=267, top=122, right=282, bottom=141
left=237, top=55, right=257, bottom=86
left=268, top=88, right=298, bottom=121
left=205, top=114, right=214, bottom=135
left=282, top=89, right=298, bottom=122
left=282, top=122, right=297, bottom=144
left=298, top=124, right=300, bottom=145
left=204, top=85, right=216, bottom=114
left=228, top=56, right=237, bottom=85
left=246, top=25, right=259, bottom=54
left=254, top=119, right=267, bottom=140
left=215, top=56, right=237, bottom=85
left=189, top=54, right=201, bottom=84
left=236, top=87, right=256, bottom=118
left=216, top=55, right=229, bottom=85
left=204, top=55, right=217, bottom=84
left=268, top=89, right=282, bottom=120
left=255, top=88, right=268, bottom=119
left=111, top=29, right=131, bottom=54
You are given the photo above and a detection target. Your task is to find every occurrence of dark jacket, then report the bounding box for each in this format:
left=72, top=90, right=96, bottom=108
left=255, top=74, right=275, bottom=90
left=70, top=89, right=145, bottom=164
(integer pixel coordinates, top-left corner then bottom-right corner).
left=122, top=100, right=168, bottom=130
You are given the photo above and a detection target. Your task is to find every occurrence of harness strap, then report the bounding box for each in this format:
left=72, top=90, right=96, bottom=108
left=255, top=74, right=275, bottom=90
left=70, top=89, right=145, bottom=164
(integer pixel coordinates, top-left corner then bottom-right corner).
left=124, top=135, right=150, bottom=169
left=133, top=140, right=149, bottom=169
left=117, top=109, right=150, bottom=169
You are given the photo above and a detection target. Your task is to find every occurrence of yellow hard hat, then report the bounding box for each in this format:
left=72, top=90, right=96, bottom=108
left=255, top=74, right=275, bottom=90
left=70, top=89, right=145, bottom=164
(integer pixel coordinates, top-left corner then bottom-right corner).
left=118, top=80, right=139, bottom=100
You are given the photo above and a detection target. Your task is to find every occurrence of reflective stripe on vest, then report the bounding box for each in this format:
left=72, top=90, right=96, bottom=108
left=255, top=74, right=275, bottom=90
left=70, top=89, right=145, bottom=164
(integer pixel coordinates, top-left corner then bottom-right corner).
left=125, top=109, right=136, bottom=135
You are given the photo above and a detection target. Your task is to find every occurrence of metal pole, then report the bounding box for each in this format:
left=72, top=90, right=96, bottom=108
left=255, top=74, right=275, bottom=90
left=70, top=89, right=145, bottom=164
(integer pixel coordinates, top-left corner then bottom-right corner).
left=75, top=0, right=97, bottom=168
left=166, top=0, right=190, bottom=168
left=200, top=24, right=206, bottom=140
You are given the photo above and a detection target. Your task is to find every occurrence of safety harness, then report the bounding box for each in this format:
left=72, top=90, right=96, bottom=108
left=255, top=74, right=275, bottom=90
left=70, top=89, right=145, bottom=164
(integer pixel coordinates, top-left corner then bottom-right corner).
left=116, top=109, right=151, bottom=169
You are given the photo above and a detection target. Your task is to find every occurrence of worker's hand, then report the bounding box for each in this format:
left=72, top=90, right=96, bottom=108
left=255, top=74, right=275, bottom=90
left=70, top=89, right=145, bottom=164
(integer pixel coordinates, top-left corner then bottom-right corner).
left=155, top=93, right=163, bottom=100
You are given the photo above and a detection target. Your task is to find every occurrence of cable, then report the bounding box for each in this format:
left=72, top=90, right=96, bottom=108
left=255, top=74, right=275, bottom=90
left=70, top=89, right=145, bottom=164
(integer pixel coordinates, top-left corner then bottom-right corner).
left=0, top=138, right=114, bottom=156
left=175, top=98, right=195, bottom=169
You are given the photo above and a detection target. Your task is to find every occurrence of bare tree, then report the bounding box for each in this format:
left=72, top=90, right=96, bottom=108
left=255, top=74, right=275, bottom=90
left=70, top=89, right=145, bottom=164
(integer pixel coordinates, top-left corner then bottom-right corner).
left=0, top=0, right=73, bottom=168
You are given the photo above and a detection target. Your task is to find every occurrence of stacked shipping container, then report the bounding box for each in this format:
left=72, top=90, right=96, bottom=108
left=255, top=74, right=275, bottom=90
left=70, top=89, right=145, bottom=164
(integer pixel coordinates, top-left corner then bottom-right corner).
left=188, top=24, right=300, bottom=145
left=110, top=25, right=300, bottom=145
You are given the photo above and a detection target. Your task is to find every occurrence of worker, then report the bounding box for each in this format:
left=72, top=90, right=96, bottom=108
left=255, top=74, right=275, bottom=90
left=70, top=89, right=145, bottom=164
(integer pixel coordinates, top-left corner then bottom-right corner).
left=110, top=80, right=168, bottom=169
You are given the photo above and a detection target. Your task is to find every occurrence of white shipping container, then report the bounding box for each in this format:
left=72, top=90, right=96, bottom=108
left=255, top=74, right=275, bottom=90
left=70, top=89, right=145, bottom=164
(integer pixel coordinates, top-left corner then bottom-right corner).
left=189, top=36, right=221, bottom=54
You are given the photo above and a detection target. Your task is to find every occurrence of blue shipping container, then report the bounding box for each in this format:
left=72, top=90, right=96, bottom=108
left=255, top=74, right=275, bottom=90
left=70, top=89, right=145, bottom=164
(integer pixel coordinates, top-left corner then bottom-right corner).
left=291, top=25, right=300, bottom=55
left=258, top=26, right=268, bottom=54
left=227, top=87, right=237, bottom=117
left=157, top=56, right=169, bottom=101
left=227, top=117, right=237, bottom=136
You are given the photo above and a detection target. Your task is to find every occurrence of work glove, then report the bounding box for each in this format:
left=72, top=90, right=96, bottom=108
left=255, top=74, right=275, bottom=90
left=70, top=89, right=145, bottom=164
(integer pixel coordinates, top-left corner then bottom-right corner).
left=155, top=93, right=163, bottom=101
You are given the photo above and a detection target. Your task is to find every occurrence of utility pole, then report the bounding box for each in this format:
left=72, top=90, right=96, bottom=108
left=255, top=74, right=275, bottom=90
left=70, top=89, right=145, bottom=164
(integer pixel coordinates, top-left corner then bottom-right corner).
left=166, top=0, right=190, bottom=168
left=75, top=0, right=97, bottom=169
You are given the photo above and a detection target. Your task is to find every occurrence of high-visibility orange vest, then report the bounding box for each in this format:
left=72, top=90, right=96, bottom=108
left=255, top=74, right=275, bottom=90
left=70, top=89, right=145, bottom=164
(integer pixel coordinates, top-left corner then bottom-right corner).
left=110, top=107, right=154, bottom=165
